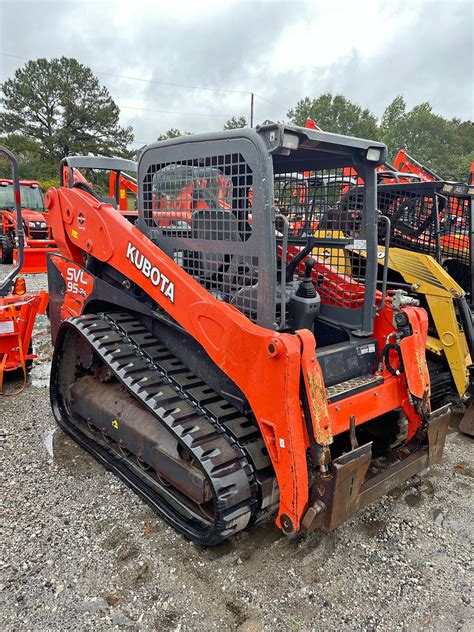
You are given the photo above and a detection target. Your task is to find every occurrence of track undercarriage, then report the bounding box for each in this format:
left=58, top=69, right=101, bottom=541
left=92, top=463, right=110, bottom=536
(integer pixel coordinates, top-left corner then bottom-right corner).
left=51, top=312, right=278, bottom=545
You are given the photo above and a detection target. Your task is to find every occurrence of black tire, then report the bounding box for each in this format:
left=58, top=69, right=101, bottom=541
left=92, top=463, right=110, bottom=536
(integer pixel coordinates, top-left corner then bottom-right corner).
left=0, top=234, right=14, bottom=264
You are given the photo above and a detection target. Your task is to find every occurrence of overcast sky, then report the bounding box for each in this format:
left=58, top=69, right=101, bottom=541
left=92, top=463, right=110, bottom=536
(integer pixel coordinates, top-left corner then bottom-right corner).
left=0, top=0, right=473, bottom=148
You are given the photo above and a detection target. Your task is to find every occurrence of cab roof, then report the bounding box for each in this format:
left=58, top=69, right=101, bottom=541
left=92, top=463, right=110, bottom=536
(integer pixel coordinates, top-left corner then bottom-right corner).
left=141, top=121, right=388, bottom=173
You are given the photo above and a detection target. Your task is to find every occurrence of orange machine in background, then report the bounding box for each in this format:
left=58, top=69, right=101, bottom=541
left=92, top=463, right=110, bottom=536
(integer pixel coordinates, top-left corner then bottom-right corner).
left=109, top=170, right=138, bottom=211
left=0, top=148, right=48, bottom=392
left=61, top=155, right=138, bottom=223
left=0, top=177, right=57, bottom=273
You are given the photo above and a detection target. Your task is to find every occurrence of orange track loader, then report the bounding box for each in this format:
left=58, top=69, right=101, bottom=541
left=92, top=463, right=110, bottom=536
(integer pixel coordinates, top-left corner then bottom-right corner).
left=109, top=169, right=137, bottom=212
left=45, top=124, right=451, bottom=545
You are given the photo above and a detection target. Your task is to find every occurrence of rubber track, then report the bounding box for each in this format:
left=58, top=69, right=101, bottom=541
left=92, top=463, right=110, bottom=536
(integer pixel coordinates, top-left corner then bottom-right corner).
left=51, top=312, right=277, bottom=545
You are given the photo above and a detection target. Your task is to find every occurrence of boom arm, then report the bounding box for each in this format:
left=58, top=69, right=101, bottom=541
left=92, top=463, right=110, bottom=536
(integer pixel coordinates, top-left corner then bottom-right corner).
left=392, top=149, right=442, bottom=183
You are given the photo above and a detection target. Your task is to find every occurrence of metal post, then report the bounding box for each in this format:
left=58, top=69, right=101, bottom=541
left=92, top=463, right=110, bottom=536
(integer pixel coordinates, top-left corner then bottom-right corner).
left=0, top=146, right=23, bottom=296
left=250, top=93, right=254, bottom=128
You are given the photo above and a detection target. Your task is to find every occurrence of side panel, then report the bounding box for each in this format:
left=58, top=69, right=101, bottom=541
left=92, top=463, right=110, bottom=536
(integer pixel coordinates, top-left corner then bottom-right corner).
left=47, top=253, right=95, bottom=342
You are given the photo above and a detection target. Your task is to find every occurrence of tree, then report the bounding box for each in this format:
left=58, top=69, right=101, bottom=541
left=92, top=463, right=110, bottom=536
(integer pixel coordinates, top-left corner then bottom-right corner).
left=379, top=97, right=474, bottom=180
left=223, top=116, right=247, bottom=130
left=0, top=57, right=133, bottom=160
left=287, top=93, right=379, bottom=139
left=0, top=133, right=57, bottom=179
left=156, top=128, right=189, bottom=140
left=380, top=95, right=407, bottom=154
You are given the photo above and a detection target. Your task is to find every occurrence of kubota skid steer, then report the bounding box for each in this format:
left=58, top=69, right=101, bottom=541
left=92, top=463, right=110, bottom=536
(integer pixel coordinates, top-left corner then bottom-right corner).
left=45, top=124, right=451, bottom=545
left=0, top=147, right=48, bottom=392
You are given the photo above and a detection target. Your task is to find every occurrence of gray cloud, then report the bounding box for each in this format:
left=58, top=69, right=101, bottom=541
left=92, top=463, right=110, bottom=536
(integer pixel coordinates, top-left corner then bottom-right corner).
left=1, top=0, right=472, bottom=147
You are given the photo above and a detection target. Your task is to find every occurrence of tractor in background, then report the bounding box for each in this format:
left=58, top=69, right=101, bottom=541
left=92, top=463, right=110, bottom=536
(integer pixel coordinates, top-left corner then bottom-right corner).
left=109, top=169, right=138, bottom=212
left=0, top=176, right=57, bottom=273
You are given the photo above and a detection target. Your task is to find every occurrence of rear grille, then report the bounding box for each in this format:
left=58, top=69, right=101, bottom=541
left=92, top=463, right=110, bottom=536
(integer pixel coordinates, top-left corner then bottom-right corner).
left=29, top=229, right=48, bottom=240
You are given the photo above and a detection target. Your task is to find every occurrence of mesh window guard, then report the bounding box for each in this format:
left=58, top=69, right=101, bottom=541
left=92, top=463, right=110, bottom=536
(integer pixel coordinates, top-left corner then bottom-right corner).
left=142, top=152, right=264, bottom=323
left=274, top=167, right=368, bottom=312
left=139, top=133, right=382, bottom=332
left=376, top=183, right=472, bottom=301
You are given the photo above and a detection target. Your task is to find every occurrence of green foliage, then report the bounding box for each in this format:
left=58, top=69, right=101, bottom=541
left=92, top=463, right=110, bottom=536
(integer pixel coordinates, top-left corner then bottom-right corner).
left=380, top=95, right=406, bottom=152
left=0, top=57, right=134, bottom=162
left=287, top=93, right=379, bottom=139
left=223, top=116, right=247, bottom=130
left=157, top=129, right=190, bottom=140
left=38, top=178, right=60, bottom=191
left=380, top=96, right=474, bottom=180
left=287, top=92, right=473, bottom=181
left=0, top=133, right=56, bottom=179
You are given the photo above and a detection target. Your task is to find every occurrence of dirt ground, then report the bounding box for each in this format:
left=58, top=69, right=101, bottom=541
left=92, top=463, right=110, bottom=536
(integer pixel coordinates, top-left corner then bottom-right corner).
left=1, top=269, right=473, bottom=631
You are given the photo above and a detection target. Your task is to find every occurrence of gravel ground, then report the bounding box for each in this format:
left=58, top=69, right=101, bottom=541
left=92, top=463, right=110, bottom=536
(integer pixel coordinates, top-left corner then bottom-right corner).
left=1, top=269, right=473, bottom=631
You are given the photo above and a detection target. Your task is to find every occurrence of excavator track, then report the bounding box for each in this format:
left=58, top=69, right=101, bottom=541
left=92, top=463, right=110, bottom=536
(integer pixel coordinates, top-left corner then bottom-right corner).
left=50, top=312, right=278, bottom=545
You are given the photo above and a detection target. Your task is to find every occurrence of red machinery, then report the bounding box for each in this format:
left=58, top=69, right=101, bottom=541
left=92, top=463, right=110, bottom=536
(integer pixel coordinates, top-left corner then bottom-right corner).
left=109, top=170, right=138, bottom=211
left=151, top=165, right=232, bottom=228
left=0, top=177, right=57, bottom=273
left=391, top=148, right=441, bottom=183
left=0, top=148, right=48, bottom=392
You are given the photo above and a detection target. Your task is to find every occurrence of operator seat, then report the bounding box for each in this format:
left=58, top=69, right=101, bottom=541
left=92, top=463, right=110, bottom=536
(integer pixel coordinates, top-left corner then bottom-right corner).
left=191, top=209, right=242, bottom=294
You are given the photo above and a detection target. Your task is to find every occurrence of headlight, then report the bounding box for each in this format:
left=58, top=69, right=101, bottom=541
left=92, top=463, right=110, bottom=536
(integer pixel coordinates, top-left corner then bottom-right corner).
left=282, top=133, right=300, bottom=150
left=366, top=148, right=382, bottom=162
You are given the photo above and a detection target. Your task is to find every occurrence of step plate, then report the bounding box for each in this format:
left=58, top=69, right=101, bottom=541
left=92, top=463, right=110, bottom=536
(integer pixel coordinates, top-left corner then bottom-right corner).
left=326, top=374, right=384, bottom=404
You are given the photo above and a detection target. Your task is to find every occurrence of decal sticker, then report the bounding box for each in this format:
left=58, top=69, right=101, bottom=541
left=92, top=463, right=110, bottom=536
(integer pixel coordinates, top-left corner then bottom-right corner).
left=350, top=239, right=367, bottom=250
left=0, top=321, right=15, bottom=334
left=65, top=266, right=89, bottom=297
left=126, top=242, right=175, bottom=303
left=51, top=256, right=95, bottom=320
